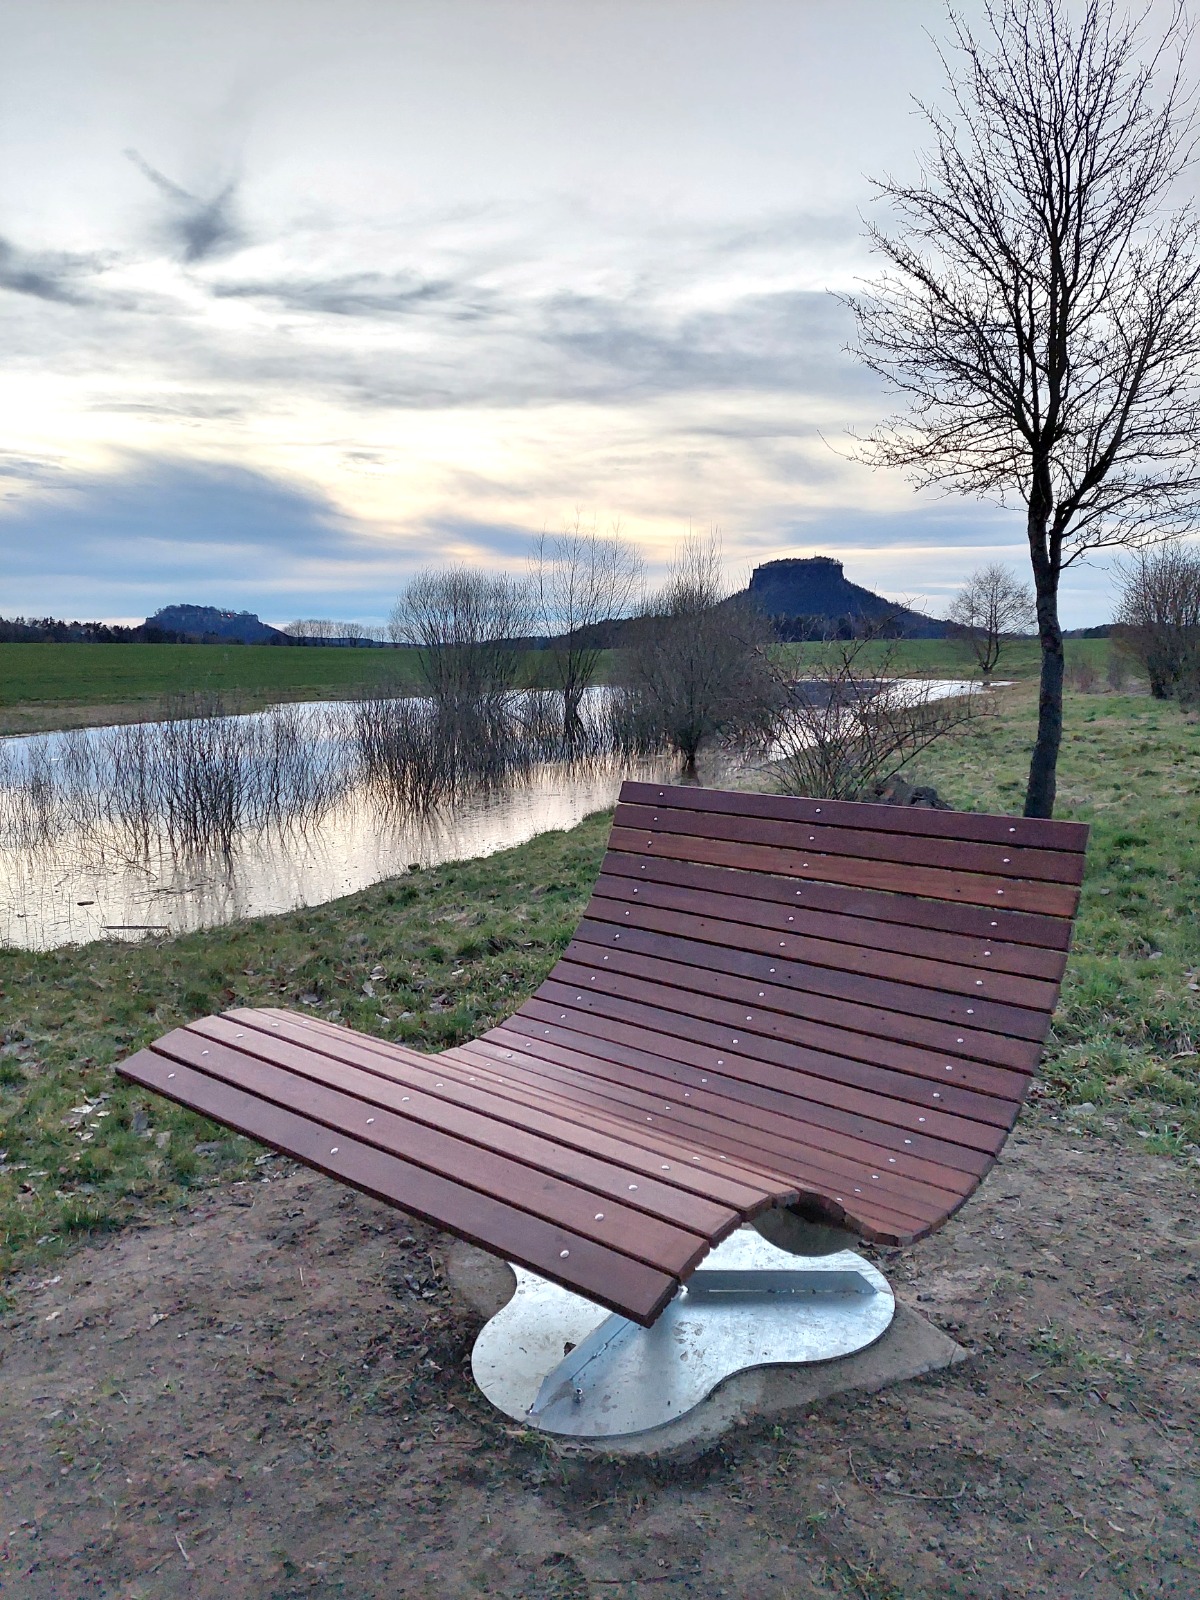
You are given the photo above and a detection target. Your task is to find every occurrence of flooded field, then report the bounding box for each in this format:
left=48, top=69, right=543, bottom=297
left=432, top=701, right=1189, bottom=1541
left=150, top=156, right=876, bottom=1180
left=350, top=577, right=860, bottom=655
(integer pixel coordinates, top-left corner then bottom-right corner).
left=0, top=694, right=666, bottom=949
left=0, top=679, right=978, bottom=950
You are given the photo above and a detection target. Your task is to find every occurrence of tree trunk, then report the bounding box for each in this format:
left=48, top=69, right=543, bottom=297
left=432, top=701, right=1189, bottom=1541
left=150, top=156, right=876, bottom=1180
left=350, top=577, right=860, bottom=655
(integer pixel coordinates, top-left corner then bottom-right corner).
left=1024, top=532, right=1063, bottom=819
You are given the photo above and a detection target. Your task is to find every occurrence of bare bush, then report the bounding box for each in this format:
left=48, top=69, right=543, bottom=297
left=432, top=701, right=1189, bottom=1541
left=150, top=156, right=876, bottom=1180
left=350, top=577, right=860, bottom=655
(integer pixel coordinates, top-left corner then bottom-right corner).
left=0, top=703, right=349, bottom=858
left=388, top=567, right=532, bottom=708
left=1066, top=656, right=1100, bottom=693
left=621, top=533, right=778, bottom=774
left=1105, top=646, right=1130, bottom=691
left=346, top=684, right=644, bottom=813
left=1114, top=540, right=1200, bottom=699
left=531, top=518, right=643, bottom=744
left=770, top=632, right=989, bottom=801
left=947, top=564, right=1035, bottom=676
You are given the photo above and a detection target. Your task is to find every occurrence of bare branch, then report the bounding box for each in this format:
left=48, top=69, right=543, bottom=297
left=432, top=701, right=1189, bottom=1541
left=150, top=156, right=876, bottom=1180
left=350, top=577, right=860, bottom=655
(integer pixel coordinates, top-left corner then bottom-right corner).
left=844, top=0, right=1200, bottom=813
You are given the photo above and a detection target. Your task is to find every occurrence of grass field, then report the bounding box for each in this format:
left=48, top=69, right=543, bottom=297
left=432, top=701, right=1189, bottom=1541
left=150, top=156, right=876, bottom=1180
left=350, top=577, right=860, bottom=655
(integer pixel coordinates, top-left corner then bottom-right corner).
left=1, top=677, right=1196, bottom=1293
left=0, top=634, right=1118, bottom=729
left=0, top=641, right=425, bottom=718
left=783, top=632, right=1115, bottom=680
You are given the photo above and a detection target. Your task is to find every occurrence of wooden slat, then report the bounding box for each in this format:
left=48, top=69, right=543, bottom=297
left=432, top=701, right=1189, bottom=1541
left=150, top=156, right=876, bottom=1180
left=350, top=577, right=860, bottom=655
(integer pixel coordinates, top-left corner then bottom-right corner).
left=463, top=1037, right=967, bottom=1244
left=619, top=780, right=1089, bottom=853
left=443, top=1044, right=944, bottom=1239
left=542, top=955, right=1040, bottom=1077
left=470, top=1030, right=985, bottom=1241
left=608, top=826, right=1081, bottom=919
left=228, top=1010, right=780, bottom=1212
left=616, top=801, right=1087, bottom=886
left=474, top=1021, right=995, bottom=1177
left=117, top=1047, right=680, bottom=1324
left=601, top=849, right=1075, bottom=951
left=511, top=995, right=1015, bottom=1143
left=572, top=915, right=1052, bottom=1039
left=151, top=1026, right=712, bottom=1277
left=588, top=878, right=1064, bottom=1000
left=192, top=1014, right=741, bottom=1239
left=559, top=942, right=1039, bottom=1093
left=452, top=1037, right=972, bottom=1219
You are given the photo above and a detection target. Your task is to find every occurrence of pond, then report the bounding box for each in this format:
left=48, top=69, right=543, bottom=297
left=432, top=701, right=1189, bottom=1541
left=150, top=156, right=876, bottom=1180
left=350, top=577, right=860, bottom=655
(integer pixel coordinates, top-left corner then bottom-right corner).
left=0, top=695, right=670, bottom=951
left=0, top=679, right=980, bottom=951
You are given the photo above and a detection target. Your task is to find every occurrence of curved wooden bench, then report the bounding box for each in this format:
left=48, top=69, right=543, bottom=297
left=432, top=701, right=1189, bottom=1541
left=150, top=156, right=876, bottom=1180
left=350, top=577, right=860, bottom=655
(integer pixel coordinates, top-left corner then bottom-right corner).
left=118, top=780, right=1087, bottom=1325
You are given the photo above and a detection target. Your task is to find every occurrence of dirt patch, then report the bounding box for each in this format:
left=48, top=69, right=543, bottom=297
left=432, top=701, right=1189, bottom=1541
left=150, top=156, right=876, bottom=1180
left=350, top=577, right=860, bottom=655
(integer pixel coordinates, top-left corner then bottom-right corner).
left=0, top=1118, right=1196, bottom=1599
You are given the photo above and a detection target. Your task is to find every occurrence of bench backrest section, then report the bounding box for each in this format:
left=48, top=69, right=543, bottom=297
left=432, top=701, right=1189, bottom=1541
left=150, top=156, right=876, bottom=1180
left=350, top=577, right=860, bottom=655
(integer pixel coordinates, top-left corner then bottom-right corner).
left=496, top=780, right=1088, bottom=1244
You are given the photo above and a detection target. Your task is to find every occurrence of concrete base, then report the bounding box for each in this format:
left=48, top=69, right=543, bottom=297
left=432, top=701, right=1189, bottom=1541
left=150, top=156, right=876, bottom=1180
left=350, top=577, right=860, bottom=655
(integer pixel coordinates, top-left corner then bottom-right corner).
left=444, top=1239, right=967, bottom=1460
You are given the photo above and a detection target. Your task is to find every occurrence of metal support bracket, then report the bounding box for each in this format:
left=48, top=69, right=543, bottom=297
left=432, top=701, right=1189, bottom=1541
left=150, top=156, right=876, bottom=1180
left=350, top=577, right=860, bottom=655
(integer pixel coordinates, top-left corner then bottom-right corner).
left=471, top=1229, right=896, bottom=1438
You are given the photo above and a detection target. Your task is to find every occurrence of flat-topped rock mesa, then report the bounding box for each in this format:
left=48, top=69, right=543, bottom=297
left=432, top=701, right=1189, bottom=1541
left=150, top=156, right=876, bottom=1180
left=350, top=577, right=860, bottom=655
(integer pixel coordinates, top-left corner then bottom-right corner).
left=746, top=557, right=948, bottom=639
left=146, top=605, right=288, bottom=644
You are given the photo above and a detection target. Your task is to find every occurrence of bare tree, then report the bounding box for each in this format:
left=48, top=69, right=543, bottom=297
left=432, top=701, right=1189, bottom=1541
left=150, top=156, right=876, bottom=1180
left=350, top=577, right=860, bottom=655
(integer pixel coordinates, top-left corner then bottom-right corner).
left=1114, top=538, right=1200, bottom=697
left=947, top=562, right=1036, bottom=675
left=848, top=0, right=1200, bottom=815
left=531, top=518, right=643, bottom=743
left=388, top=566, right=533, bottom=705
left=770, top=629, right=989, bottom=801
left=283, top=618, right=329, bottom=642
left=622, top=532, right=777, bottom=774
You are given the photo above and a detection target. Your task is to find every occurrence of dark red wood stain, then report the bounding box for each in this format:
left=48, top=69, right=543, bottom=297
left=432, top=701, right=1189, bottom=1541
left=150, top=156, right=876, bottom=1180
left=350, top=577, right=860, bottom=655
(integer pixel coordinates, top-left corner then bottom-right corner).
left=118, top=781, right=1087, bottom=1325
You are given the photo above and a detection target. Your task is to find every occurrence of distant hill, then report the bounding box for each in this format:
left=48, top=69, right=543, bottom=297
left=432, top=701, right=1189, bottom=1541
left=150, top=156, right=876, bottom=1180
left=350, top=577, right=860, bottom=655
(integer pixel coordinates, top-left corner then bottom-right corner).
left=745, top=557, right=948, bottom=639
left=147, top=605, right=289, bottom=645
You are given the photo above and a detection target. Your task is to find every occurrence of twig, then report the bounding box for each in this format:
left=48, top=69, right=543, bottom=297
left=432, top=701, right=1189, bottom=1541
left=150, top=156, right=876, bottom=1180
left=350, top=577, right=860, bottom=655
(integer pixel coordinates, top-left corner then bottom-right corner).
left=175, top=1533, right=191, bottom=1565
left=590, top=1579, right=677, bottom=1586
left=1065, top=1508, right=1119, bottom=1562
left=881, top=1483, right=969, bottom=1502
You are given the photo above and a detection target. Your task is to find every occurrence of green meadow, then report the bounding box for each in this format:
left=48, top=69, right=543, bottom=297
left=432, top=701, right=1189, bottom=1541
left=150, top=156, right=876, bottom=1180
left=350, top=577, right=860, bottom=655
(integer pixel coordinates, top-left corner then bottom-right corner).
left=0, top=641, right=425, bottom=722
left=0, top=633, right=1117, bottom=731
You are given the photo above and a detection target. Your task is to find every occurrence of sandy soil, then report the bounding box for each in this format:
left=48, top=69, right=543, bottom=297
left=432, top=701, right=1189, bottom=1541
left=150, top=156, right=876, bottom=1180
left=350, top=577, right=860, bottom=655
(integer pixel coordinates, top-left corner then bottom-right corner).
left=0, top=1116, right=1197, bottom=1600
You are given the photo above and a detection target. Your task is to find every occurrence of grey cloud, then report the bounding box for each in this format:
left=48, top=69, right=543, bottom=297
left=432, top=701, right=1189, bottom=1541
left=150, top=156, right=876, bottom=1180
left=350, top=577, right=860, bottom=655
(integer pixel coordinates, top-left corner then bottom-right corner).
left=0, top=451, right=64, bottom=481
left=0, top=235, right=102, bottom=304
left=0, top=455, right=401, bottom=616
left=0, top=197, right=882, bottom=435
left=125, top=150, right=244, bottom=262
left=211, top=270, right=466, bottom=318
left=0, top=455, right=541, bottom=621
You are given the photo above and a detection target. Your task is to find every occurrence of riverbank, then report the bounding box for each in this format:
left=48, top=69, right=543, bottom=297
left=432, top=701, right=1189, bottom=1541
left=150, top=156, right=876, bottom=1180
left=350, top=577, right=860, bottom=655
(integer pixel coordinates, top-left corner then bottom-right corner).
left=0, top=642, right=430, bottom=735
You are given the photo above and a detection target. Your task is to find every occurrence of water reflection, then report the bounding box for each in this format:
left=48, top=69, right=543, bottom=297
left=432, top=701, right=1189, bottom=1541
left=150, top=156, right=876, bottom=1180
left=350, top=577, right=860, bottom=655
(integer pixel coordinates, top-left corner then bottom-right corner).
left=0, top=756, right=670, bottom=950
left=0, top=695, right=670, bottom=950
left=0, top=680, right=976, bottom=951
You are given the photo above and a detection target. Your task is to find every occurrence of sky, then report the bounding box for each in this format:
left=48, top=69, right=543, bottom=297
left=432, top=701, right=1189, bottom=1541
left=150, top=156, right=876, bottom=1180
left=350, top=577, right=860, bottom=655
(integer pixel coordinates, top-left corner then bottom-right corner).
left=0, top=0, right=1185, bottom=628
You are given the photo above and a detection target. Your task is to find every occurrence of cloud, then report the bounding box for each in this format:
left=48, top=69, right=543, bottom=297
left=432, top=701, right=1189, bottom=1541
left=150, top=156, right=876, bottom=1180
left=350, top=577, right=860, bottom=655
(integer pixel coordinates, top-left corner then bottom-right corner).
left=0, top=456, right=406, bottom=621
left=211, top=270, right=465, bottom=318
left=125, top=150, right=245, bottom=262
left=0, top=235, right=101, bottom=304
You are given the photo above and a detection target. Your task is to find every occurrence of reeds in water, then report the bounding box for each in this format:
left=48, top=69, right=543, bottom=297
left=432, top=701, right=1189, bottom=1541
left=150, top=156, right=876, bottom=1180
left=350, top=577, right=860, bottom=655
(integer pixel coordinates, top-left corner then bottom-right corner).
left=345, top=686, right=656, bottom=812
left=0, top=687, right=666, bottom=863
left=0, top=700, right=349, bottom=858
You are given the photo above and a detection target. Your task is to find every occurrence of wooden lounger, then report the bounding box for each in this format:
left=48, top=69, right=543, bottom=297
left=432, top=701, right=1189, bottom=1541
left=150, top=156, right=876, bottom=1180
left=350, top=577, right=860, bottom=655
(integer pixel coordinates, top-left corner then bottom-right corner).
left=118, top=781, right=1088, bottom=1326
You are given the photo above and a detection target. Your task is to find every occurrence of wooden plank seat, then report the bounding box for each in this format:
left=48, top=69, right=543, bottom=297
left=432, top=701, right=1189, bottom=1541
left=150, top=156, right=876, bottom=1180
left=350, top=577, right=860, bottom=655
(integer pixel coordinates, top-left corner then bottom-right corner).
left=117, top=780, right=1088, bottom=1326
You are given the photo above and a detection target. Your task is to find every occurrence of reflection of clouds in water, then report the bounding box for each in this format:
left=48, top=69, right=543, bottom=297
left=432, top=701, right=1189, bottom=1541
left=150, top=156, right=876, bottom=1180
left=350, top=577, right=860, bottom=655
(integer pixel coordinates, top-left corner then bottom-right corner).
left=0, top=760, right=668, bottom=952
